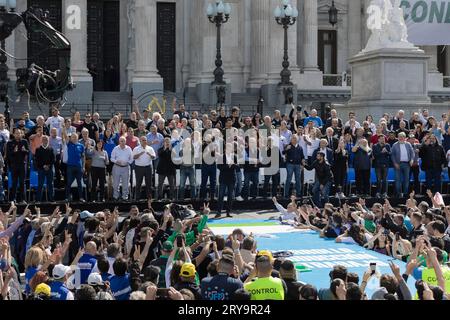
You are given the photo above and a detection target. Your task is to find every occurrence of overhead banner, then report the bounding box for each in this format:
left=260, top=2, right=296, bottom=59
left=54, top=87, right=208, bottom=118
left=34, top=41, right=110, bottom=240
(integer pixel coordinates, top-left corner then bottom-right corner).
left=400, top=0, right=450, bottom=45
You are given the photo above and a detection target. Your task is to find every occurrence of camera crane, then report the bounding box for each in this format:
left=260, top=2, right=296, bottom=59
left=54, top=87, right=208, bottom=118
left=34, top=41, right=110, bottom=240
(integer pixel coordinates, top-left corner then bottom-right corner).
left=0, top=6, right=73, bottom=108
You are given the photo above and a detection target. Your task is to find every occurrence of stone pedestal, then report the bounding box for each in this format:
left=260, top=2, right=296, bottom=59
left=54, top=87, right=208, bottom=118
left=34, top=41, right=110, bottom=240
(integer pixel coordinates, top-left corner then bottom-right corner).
left=209, top=83, right=231, bottom=107
left=347, top=48, right=431, bottom=119
left=277, top=85, right=298, bottom=115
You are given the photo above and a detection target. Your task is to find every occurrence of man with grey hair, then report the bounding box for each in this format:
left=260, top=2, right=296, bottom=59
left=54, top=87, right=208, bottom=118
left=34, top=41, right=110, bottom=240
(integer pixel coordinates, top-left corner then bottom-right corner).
left=92, top=112, right=105, bottom=134
left=132, top=136, right=155, bottom=200
left=391, top=132, right=415, bottom=197
left=111, top=136, right=133, bottom=201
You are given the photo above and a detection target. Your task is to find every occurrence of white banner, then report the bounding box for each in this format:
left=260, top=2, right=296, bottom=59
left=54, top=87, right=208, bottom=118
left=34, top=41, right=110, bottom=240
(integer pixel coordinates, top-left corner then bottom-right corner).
left=401, top=0, right=450, bottom=45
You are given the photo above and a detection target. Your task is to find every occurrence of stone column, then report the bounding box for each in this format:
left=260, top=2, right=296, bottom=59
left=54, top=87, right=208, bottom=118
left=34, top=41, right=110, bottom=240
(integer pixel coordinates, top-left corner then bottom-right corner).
left=303, top=0, right=319, bottom=71
left=6, top=29, right=16, bottom=80
left=132, top=0, right=163, bottom=102
left=298, top=0, right=322, bottom=89
left=181, top=0, right=191, bottom=88
left=63, top=0, right=92, bottom=103
left=348, top=0, right=362, bottom=59
left=126, top=0, right=135, bottom=90
left=247, top=0, right=270, bottom=89
left=15, top=0, right=27, bottom=70
left=423, top=45, right=443, bottom=90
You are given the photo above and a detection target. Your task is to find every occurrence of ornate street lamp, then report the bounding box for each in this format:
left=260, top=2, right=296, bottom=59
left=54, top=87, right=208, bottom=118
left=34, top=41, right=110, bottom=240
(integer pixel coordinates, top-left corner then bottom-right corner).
left=274, top=0, right=298, bottom=105
left=207, top=0, right=231, bottom=106
left=0, top=0, right=18, bottom=124
left=328, top=0, right=338, bottom=26
left=274, top=0, right=298, bottom=87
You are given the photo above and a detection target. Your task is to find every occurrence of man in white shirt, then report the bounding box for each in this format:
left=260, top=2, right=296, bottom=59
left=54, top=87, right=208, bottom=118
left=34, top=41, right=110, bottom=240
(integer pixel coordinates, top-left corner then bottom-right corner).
left=272, top=196, right=298, bottom=223
left=132, top=136, right=156, bottom=200
left=111, top=136, right=133, bottom=200
left=45, top=107, right=65, bottom=137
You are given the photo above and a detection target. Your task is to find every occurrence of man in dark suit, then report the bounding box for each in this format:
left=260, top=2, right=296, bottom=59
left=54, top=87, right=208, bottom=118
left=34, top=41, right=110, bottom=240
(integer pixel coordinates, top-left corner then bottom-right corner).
left=324, top=127, right=339, bottom=153
left=5, top=128, right=29, bottom=203
left=324, top=108, right=343, bottom=130
left=215, top=143, right=239, bottom=218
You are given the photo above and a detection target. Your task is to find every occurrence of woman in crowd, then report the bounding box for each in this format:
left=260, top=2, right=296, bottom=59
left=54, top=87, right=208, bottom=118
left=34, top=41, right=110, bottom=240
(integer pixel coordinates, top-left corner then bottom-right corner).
left=352, top=139, right=372, bottom=197
left=87, top=140, right=109, bottom=202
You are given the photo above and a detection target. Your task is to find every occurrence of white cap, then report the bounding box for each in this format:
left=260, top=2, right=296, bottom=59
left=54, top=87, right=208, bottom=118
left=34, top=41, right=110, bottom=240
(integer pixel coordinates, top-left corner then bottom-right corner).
left=87, top=272, right=104, bottom=286
left=52, top=264, right=72, bottom=279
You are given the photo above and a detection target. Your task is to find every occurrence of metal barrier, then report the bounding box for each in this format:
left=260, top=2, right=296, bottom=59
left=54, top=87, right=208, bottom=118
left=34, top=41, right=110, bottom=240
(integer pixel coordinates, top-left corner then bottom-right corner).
left=323, top=74, right=352, bottom=87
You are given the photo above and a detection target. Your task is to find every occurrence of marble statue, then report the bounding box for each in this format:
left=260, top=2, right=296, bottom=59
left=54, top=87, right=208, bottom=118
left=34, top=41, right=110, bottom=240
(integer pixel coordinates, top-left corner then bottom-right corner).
left=363, top=0, right=416, bottom=52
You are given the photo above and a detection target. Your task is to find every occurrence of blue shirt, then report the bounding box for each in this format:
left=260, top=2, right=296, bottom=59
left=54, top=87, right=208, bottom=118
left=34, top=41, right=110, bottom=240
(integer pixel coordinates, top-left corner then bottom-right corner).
left=110, top=274, right=131, bottom=300
left=303, top=116, right=323, bottom=128
left=66, top=142, right=85, bottom=167
left=77, top=253, right=97, bottom=284
left=404, top=216, right=413, bottom=232
left=49, top=281, right=71, bottom=300
left=101, top=133, right=118, bottom=157
left=201, top=273, right=243, bottom=300
left=146, top=132, right=164, bottom=158
left=25, top=266, right=38, bottom=294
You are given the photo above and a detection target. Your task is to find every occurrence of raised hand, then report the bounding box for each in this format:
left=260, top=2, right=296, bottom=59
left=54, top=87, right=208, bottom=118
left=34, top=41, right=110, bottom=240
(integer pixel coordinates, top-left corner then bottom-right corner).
left=168, top=287, right=184, bottom=301
left=336, top=281, right=347, bottom=300
left=133, top=245, right=141, bottom=262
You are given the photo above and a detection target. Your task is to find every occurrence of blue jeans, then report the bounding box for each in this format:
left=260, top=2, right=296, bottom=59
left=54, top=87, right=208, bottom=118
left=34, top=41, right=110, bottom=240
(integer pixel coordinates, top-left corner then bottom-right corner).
left=200, top=164, right=216, bottom=200
left=395, top=163, right=410, bottom=196
left=375, top=166, right=388, bottom=195
left=235, top=169, right=242, bottom=197
left=425, top=168, right=442, bottom=193
left=217, top=180, right=235, bottom=214
left=66, top=165, right=83, bottom=200
left=37, top=168, right=54, bottom=201
left=242, top=170, right=259, bottom=199
left=284, top=163, right=302, bottom=198
left=179, top=166, right=196, bottom=200
left=312, top=180, right=331, bottom=208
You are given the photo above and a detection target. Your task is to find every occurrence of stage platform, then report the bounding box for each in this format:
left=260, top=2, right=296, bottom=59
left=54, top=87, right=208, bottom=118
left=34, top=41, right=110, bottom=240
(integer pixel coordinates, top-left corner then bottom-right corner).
left=3, top=194, right=449, bottom=215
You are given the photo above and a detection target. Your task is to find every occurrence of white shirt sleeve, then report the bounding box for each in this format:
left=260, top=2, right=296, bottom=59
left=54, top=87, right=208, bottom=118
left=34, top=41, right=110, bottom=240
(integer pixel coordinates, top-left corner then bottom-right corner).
left=66, top=290, right=74, bottom=300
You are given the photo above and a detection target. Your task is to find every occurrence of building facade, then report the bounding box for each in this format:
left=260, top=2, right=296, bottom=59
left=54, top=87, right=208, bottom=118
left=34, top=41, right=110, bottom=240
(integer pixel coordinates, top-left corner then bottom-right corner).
left=7, top=0, right=450, bottom=118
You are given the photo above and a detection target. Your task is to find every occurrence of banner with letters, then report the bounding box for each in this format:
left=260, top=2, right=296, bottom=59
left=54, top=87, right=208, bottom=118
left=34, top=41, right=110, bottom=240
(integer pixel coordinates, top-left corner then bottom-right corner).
left=400, top=0, right=450, bottom=45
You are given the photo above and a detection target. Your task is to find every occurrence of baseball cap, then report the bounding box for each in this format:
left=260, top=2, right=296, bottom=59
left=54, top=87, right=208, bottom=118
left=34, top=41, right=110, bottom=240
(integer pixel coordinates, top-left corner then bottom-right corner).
left=256, top=250, right=274, bottom=262
left=52, top=264, right=72, bottom=279
left=179, top=263, right=196, bottom=278
left=87, top=272, right=104, bottom=286
left=35, top=283, right=51, bottom=297
left=80, top=210, right=94, bottom=220
left=162, top=241, right=173, bottom=252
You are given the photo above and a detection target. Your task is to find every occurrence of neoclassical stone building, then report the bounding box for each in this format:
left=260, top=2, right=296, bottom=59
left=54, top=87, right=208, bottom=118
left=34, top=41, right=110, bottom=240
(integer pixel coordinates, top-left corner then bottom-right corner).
left=6, top=0, right=450, bottom=118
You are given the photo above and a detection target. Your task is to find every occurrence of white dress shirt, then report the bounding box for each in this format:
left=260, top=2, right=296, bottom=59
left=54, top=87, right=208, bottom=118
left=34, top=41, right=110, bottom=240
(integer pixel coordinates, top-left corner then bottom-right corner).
left=111, top=145, right=133, bottom=166
left=132, top=144, right=155, bottom=166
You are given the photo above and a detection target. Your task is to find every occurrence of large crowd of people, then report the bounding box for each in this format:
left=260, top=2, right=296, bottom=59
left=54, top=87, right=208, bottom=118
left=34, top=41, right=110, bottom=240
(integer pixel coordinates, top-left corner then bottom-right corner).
left=0, top=188, right=449, bottom=301
left=0, top=101, right=449, bottom=301
left=1, top=101, right=449, bottom=217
